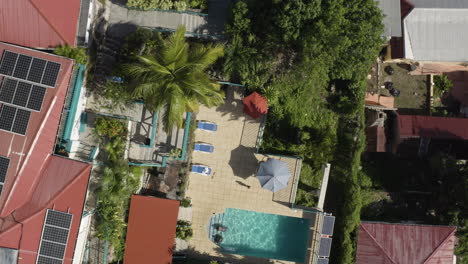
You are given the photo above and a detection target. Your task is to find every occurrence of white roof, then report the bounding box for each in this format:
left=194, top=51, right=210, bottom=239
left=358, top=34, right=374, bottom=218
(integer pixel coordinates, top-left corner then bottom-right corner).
left=404, top=8, right=468, bottom=62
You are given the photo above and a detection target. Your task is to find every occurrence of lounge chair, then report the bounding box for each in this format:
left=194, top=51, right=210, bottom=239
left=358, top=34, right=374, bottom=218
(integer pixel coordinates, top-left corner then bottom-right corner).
left=194, top=143, right=214, bottom=153
left=197, top=121, right=218, bottom=131
left=191, top=164, right=212, bottom=176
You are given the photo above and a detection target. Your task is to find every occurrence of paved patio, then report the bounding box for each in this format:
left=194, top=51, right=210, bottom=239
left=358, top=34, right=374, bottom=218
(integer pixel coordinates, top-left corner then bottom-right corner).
left=186, top=88, right=313, bottom=263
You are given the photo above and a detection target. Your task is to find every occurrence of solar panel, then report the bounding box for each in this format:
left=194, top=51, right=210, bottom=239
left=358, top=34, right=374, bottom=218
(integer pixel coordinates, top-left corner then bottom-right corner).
left=0, top=51, right=61, bottom=88
left=27, top=85, right=47, bottom=111
left=317, top=258, right=329, bottom=264
left=37, top=256, right=62, bottom=264
left=318, top=237, right=332, bottom=258
left=0, top=105, right=31, bottom=135
left=0, top=105, right=17, bottom=131
left=42, top=61, right=61, bottom=87
left=321, top=216, right=335, bottom=236
left=13, top=54, right=32, bottom=79
left=0, top=78, right=46, bottom=112
left=12, top=81, right=32, bottom=107
left=0, top=78, right=17, bottom=103
left=39, top=241, right=66, bottom=259
left=28, top=58, right=47, bottom=83
left=0, top=156, right=9, bottom=183
left=37, top=210, right=73, bottom=264
left=45, top=210, right=73, bottom=229
left=0, top=51, right=18, bottom=75
left=12, top=109, right=31, bottom=135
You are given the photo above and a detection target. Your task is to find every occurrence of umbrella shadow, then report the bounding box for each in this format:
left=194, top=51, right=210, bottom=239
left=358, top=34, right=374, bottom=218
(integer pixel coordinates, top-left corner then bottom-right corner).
left=229, top=145, right=259, bottom=179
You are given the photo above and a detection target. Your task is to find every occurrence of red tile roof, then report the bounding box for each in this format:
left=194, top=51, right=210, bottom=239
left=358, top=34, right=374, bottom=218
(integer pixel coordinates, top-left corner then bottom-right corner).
left=0, top=42, right=92, bottom=264
left=124, top=195, right=180, bottom=264
left=398, top=115, right=468, bottom=140
left=356, top=222, right=457, bottom=264
left=0, top=0, right=81, bottom=48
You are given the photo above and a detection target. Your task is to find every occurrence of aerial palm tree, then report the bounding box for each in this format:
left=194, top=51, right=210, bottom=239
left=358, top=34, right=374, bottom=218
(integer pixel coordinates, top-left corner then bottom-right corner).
left=123, top=25, right=224, bottom=132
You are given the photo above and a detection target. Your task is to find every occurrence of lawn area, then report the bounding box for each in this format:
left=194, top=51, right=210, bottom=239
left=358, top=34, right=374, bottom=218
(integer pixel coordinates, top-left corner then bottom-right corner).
left=381, top=63, right=429, bottom=112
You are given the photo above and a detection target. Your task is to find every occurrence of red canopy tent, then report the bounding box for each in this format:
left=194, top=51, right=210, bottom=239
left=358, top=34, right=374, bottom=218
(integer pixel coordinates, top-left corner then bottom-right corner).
left=242, top=92, right=268, bottom=118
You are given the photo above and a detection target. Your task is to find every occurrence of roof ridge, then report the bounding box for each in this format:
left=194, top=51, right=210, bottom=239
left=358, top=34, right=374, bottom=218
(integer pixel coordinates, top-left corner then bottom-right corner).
left=423, top=228, right=457, bottom=264
left=1, top=160, right=91, bottom=235
left=26, top=0, right=68, bottom=45
left=360, top=224, right=397, bottom=264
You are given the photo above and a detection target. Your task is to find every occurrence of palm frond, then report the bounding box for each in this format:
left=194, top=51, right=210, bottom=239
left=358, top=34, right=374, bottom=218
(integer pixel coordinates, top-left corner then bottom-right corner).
left=187, top=43, right=224, bottom=71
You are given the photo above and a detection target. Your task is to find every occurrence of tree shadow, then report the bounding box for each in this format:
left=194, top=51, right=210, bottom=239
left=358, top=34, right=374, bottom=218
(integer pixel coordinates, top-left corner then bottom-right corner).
left=229, top=145, right=259, bottom=179
left=215, top=86, right=245, bottom=120
left=177, top=246, right=274, bottom=264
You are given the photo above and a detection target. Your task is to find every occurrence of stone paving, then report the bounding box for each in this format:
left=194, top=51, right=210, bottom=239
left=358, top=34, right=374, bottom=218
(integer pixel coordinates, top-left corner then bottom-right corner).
left=185, top=88, right=310, bottom=263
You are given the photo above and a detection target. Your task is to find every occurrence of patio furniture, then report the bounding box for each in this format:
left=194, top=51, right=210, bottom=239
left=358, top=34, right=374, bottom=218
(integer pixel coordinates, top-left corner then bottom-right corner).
left=191, top=164, right=212, bottom=176
left=256, top=158, right=291, bottom=192
left=194, top=143, right=214, bottom=153
left=197, top=121, right=218, bottom=131
left=242, top=92, right=268, bottom=118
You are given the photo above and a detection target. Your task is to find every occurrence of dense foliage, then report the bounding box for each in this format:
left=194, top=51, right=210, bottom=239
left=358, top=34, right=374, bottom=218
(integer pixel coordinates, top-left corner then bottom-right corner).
left=94, top=117, right=143, bottom=260
left=126, top=0, right=207, bottom=11
left=225, top=0, right=384, bottom=263
left=54, top=44, right=87, bottom=65
left=430, top=155, right=468, bottom=263
left=434, top=74, right=453, bottom=97
left=119, top=26, right=224, bottom=132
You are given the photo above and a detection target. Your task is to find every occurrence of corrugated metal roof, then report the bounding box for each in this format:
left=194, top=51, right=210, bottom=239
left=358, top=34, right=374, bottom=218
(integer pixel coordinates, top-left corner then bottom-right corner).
left=0, top=0, right=81, bottom=48
left=124, top=195, right=180, bottom=264
left=404, top=8, right=468, bottom=61
left=375, top=0, right=402, bottom=37
left=398, top=115, right=468, bottom=140
left=0, top=42, right=92, bottom=264
left=409, top=0, right=468, bottom=8
left=356, top=222, right=456, bottom=264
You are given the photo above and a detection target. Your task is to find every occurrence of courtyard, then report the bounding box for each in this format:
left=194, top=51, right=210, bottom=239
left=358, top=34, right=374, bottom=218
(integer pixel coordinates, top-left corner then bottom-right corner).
left=185, top=87, right=322, bottom=264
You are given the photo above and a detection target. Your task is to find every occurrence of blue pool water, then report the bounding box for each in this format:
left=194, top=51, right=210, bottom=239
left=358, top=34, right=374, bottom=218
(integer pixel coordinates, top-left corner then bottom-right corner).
left=215, top=208, right=311, bottom=263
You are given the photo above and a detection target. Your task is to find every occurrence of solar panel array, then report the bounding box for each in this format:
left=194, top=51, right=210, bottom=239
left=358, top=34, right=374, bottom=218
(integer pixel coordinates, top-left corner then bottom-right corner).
left=0, top=78, right=47, bottom=111
left=321, top=216, right=335, bottom=236
left=318, top=237, right=332, bottom=258
left=0, top=156, right=9, bottom=196
left=0, top=105, right=31, bottom=135
left=0, top=51, right=61, bottom=87
left=37, top=210, right=73, bottom=264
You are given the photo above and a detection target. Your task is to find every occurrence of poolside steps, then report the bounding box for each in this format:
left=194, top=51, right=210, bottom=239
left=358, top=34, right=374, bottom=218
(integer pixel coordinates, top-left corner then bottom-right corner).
left=207, top=213, right=225, bottom=241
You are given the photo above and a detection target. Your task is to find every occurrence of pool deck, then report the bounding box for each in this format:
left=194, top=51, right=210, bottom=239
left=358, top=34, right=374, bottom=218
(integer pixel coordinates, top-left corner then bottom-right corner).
left=186, top=87, right=319, bottom=264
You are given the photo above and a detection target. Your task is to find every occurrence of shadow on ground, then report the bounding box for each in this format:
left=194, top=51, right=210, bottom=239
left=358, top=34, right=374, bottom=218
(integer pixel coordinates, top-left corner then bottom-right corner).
left=229, top=145, right=259, bottom=179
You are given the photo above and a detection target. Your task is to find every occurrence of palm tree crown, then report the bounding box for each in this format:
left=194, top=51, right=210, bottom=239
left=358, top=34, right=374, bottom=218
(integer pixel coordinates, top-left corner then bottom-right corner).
left=124, top=26, right=224, bottom=132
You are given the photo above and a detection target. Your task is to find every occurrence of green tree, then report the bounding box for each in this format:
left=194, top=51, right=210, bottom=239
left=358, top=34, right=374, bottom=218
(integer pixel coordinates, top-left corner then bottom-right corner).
left=123, top=26, right=224, bottom=132
left=53, top=44, right=87, bottom=64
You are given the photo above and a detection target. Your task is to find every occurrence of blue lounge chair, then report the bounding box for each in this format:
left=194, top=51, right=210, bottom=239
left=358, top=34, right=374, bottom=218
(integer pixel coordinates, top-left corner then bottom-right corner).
left=194, top=143, right=214, bottom=153
left=191, top=164, right=212, bottom=176
left=197, top=121, right=218, bottom=131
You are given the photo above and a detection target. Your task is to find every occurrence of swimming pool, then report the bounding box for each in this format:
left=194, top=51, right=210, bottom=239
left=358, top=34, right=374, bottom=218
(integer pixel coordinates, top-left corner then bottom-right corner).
left=212, top=208, right=311, bottom=263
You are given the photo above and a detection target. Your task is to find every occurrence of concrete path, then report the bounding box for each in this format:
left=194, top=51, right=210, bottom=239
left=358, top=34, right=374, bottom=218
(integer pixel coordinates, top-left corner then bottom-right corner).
left=107, top=0, right=232, bottom=37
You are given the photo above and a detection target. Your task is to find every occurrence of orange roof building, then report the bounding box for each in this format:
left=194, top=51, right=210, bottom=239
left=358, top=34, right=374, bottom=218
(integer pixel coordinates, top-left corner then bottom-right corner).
left=124, top=195, right=180, bottom=264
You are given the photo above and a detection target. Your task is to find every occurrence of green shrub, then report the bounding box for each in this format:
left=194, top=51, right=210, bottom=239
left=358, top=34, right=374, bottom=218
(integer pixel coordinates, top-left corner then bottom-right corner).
left=433, top=75, right=453, bottom=97
left=176, top=220, right=193, bottom=240
left=126, top=0, right=204, bottom=11
left=180, top=198, right=192, bottom=207
left=54, top=44, right=87, bottom=65
left=94, top=117, right=127, bottom=139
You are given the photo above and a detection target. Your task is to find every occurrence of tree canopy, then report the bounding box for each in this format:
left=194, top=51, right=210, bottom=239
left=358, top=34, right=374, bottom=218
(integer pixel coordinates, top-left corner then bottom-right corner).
left=224, top=0, right=384, bottom=263
left=122, top=26, right=224, bottom=131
